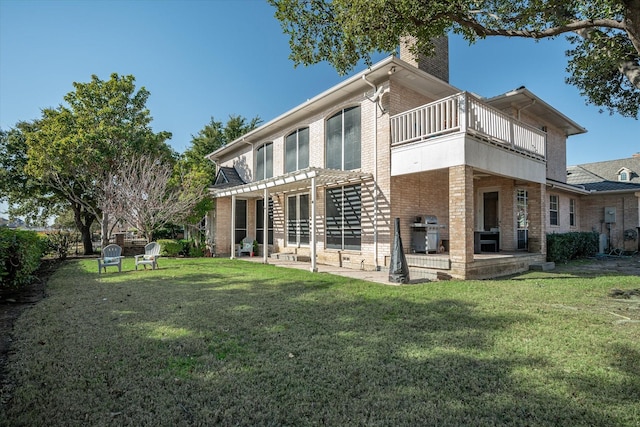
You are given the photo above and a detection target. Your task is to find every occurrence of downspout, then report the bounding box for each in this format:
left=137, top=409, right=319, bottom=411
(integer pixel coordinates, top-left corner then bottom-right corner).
left=516, top=99, right=536, bottom=120
left=362, top=74, right=385, bottom=270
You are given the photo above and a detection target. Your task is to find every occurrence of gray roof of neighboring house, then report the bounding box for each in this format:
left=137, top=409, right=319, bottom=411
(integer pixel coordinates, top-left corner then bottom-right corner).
left=567, top=154, right=640, bottom=192
left=211, top=166, right=246, bottom=189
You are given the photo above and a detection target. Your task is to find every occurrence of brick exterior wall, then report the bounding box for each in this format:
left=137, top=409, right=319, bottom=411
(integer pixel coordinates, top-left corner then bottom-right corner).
left=387, top=80, right=434, bottom=116
left=399, top=36, right=449, bottom=83
left=543, top=127, right=568, bottom=183
left=578, top=192, right=640, bottom=252
left=390, top=170, right=450, bottom=247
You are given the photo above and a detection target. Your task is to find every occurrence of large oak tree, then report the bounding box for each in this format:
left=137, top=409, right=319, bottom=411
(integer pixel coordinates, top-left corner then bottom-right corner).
left=270, top=0, right=640, bottom=118
left=2, top=73, right=173, bottom=254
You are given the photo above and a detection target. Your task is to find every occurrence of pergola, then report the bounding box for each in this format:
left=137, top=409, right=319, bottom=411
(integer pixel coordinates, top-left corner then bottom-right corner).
left=210, top=167, right=373, bottom=272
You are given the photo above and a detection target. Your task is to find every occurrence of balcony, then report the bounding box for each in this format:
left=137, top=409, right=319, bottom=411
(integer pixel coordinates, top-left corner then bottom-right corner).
left=390, top=92, right=546, bottom=160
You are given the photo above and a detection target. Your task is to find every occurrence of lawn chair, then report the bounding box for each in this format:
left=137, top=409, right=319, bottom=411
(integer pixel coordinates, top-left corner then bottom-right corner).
left=98, top=244, right=123, bottom=274
left=237, top=237, right=254, bottom=256
left=134, top=242, right=161, bottom=270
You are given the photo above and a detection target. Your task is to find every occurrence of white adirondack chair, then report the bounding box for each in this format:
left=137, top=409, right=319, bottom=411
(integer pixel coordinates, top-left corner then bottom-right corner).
left=237, top=237, right=254, bottom=256
left=134, top=242, right=161, bottom=270
left=98, top=244, right=123, bottom=274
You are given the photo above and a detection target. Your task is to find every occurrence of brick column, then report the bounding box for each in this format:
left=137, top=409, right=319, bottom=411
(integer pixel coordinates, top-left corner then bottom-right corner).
left=449, top=165, right=474, bottom=268
left=527, top=183, right=546, bottom=254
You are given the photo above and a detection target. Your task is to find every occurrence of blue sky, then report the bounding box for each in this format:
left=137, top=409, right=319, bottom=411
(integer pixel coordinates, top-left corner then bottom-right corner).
left=1, top=0, right=639, bottom=216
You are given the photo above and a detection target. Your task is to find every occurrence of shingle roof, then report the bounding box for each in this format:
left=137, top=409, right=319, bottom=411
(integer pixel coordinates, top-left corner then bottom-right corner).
left=567, top=154, right=640, bottom=192
left=211, top=166, right=246, bottom=189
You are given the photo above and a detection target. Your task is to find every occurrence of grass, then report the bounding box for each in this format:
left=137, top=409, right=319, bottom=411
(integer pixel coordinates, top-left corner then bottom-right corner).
left=1, top=257, right=639, bottom=426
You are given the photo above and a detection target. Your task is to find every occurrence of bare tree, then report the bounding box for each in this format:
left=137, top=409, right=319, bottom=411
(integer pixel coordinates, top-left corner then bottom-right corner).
left=108, top=154, right=206, bottom=243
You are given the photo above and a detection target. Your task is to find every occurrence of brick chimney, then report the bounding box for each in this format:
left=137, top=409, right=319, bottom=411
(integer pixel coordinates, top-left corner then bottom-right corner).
left=399, top=35, right=449, bottom=82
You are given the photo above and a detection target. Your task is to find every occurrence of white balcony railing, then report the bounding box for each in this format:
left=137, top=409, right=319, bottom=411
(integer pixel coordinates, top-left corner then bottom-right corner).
left=390, top=92, right=546, bottom=160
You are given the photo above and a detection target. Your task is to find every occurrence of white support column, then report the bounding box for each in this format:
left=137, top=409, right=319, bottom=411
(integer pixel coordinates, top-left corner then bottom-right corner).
left=310, top=176, right=318, bottom=272
left=230, top=195, right=236, bottom=259
left=263, top=187, right=269, bottom=264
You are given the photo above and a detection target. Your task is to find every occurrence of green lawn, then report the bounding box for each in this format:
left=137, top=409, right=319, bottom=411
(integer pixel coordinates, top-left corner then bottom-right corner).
left=2, top=257, right=639, bottom=426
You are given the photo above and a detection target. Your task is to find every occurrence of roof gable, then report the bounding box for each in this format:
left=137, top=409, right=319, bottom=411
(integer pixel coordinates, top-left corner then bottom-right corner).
left=574, top=156, right=640, bottom=183
left=567, top=155, right=640, bottom=192
left=212, top=166, right=246, bottom=189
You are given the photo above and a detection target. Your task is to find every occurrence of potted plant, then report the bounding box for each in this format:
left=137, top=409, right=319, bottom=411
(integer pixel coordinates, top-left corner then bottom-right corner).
left=252, top=240, right=259, bottom=257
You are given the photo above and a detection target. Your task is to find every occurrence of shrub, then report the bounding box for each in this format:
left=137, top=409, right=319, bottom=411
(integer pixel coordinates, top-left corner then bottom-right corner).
left=0, top=228, right=47, bottom=289
left=547, top=232, right=598, bottom=263
left=44, top=231, right=73, bottom=260
left=178, top=239, right=192, bottom=257
left=190, top=245, right=204, bottom=258
left=158, top=239, right=182, bottom=257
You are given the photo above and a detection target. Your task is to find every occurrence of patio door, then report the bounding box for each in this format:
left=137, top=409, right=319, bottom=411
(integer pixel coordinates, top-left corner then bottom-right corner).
left=478, top=190, right=499, bottom=231
left=287, top=193, right=309, bottom=246
left=516, top=189, right=528, bottom=249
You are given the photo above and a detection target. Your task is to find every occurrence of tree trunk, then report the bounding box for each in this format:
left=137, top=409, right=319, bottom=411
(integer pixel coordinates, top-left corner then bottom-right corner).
left=101, top=211, right=109, bottom=250
left=80, top=223, right=93, bottom=255
left=72, top=203, right=95, bottom=255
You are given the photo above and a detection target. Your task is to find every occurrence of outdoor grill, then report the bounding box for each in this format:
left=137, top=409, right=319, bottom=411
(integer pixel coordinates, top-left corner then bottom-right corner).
left=410, top=215, right=445, bottom=253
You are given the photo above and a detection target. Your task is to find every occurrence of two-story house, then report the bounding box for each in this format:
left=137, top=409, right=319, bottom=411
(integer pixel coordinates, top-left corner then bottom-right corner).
left=205, top=39, right=589, bottom=280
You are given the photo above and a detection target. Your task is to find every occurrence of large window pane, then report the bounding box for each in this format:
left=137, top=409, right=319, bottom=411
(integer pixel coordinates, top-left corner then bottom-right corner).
left=325, top=185, right=361, bottom=250
left=325, top=107, right=360, bottom=171
left=287, top=195, right=297, bottom=244
left=285, top=128, right=310, bottom=173
left=265, top=143, right=273, bottom=178
left=287, top=193, right=310, bottom=246
left=326, top=113, right=342, bottom=169
left=235, top=199, right=247, bottom=244
left=298, top=128, right=309, bottom=169
left=299, top=194, right=309, bottom=244
left=256, top=142, right=273, bottom=180
left=256, top=198, right=274, bottom=245
left=285, top=133, right=297, bottom=173
left=343, top=106, right=361, bottom=170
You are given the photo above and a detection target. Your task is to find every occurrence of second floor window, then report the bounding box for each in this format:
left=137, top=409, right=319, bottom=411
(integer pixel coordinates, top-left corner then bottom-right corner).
left=255, top=142, right=273, bottom=180
left=549, top=195, right=559, bottom=226
left=326, top=106, right=361, bottom=170
left=285, top=128, right=309, bottom=173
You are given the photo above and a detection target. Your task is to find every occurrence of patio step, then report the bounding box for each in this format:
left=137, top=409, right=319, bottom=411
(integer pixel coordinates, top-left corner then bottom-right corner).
left=529, top=261, right=555, bottom=272
left=270, top=253, right=299, bottom=262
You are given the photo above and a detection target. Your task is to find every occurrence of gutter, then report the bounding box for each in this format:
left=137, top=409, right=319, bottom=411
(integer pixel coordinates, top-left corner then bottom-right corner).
left=546, top=179, right=592, bottom=195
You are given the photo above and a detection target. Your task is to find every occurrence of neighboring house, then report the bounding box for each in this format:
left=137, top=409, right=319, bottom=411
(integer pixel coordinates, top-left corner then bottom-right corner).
left=566, top=154, right=640, bottom=253
left=205, top=38, right=594, bottom=280
left=0, top=217, right=25, bottom=229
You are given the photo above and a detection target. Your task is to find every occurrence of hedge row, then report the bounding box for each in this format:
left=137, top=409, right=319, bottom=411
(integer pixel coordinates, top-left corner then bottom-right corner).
left=0, top=228, right=47, bottom=289
left=547, top=231, right=599, bottom=264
